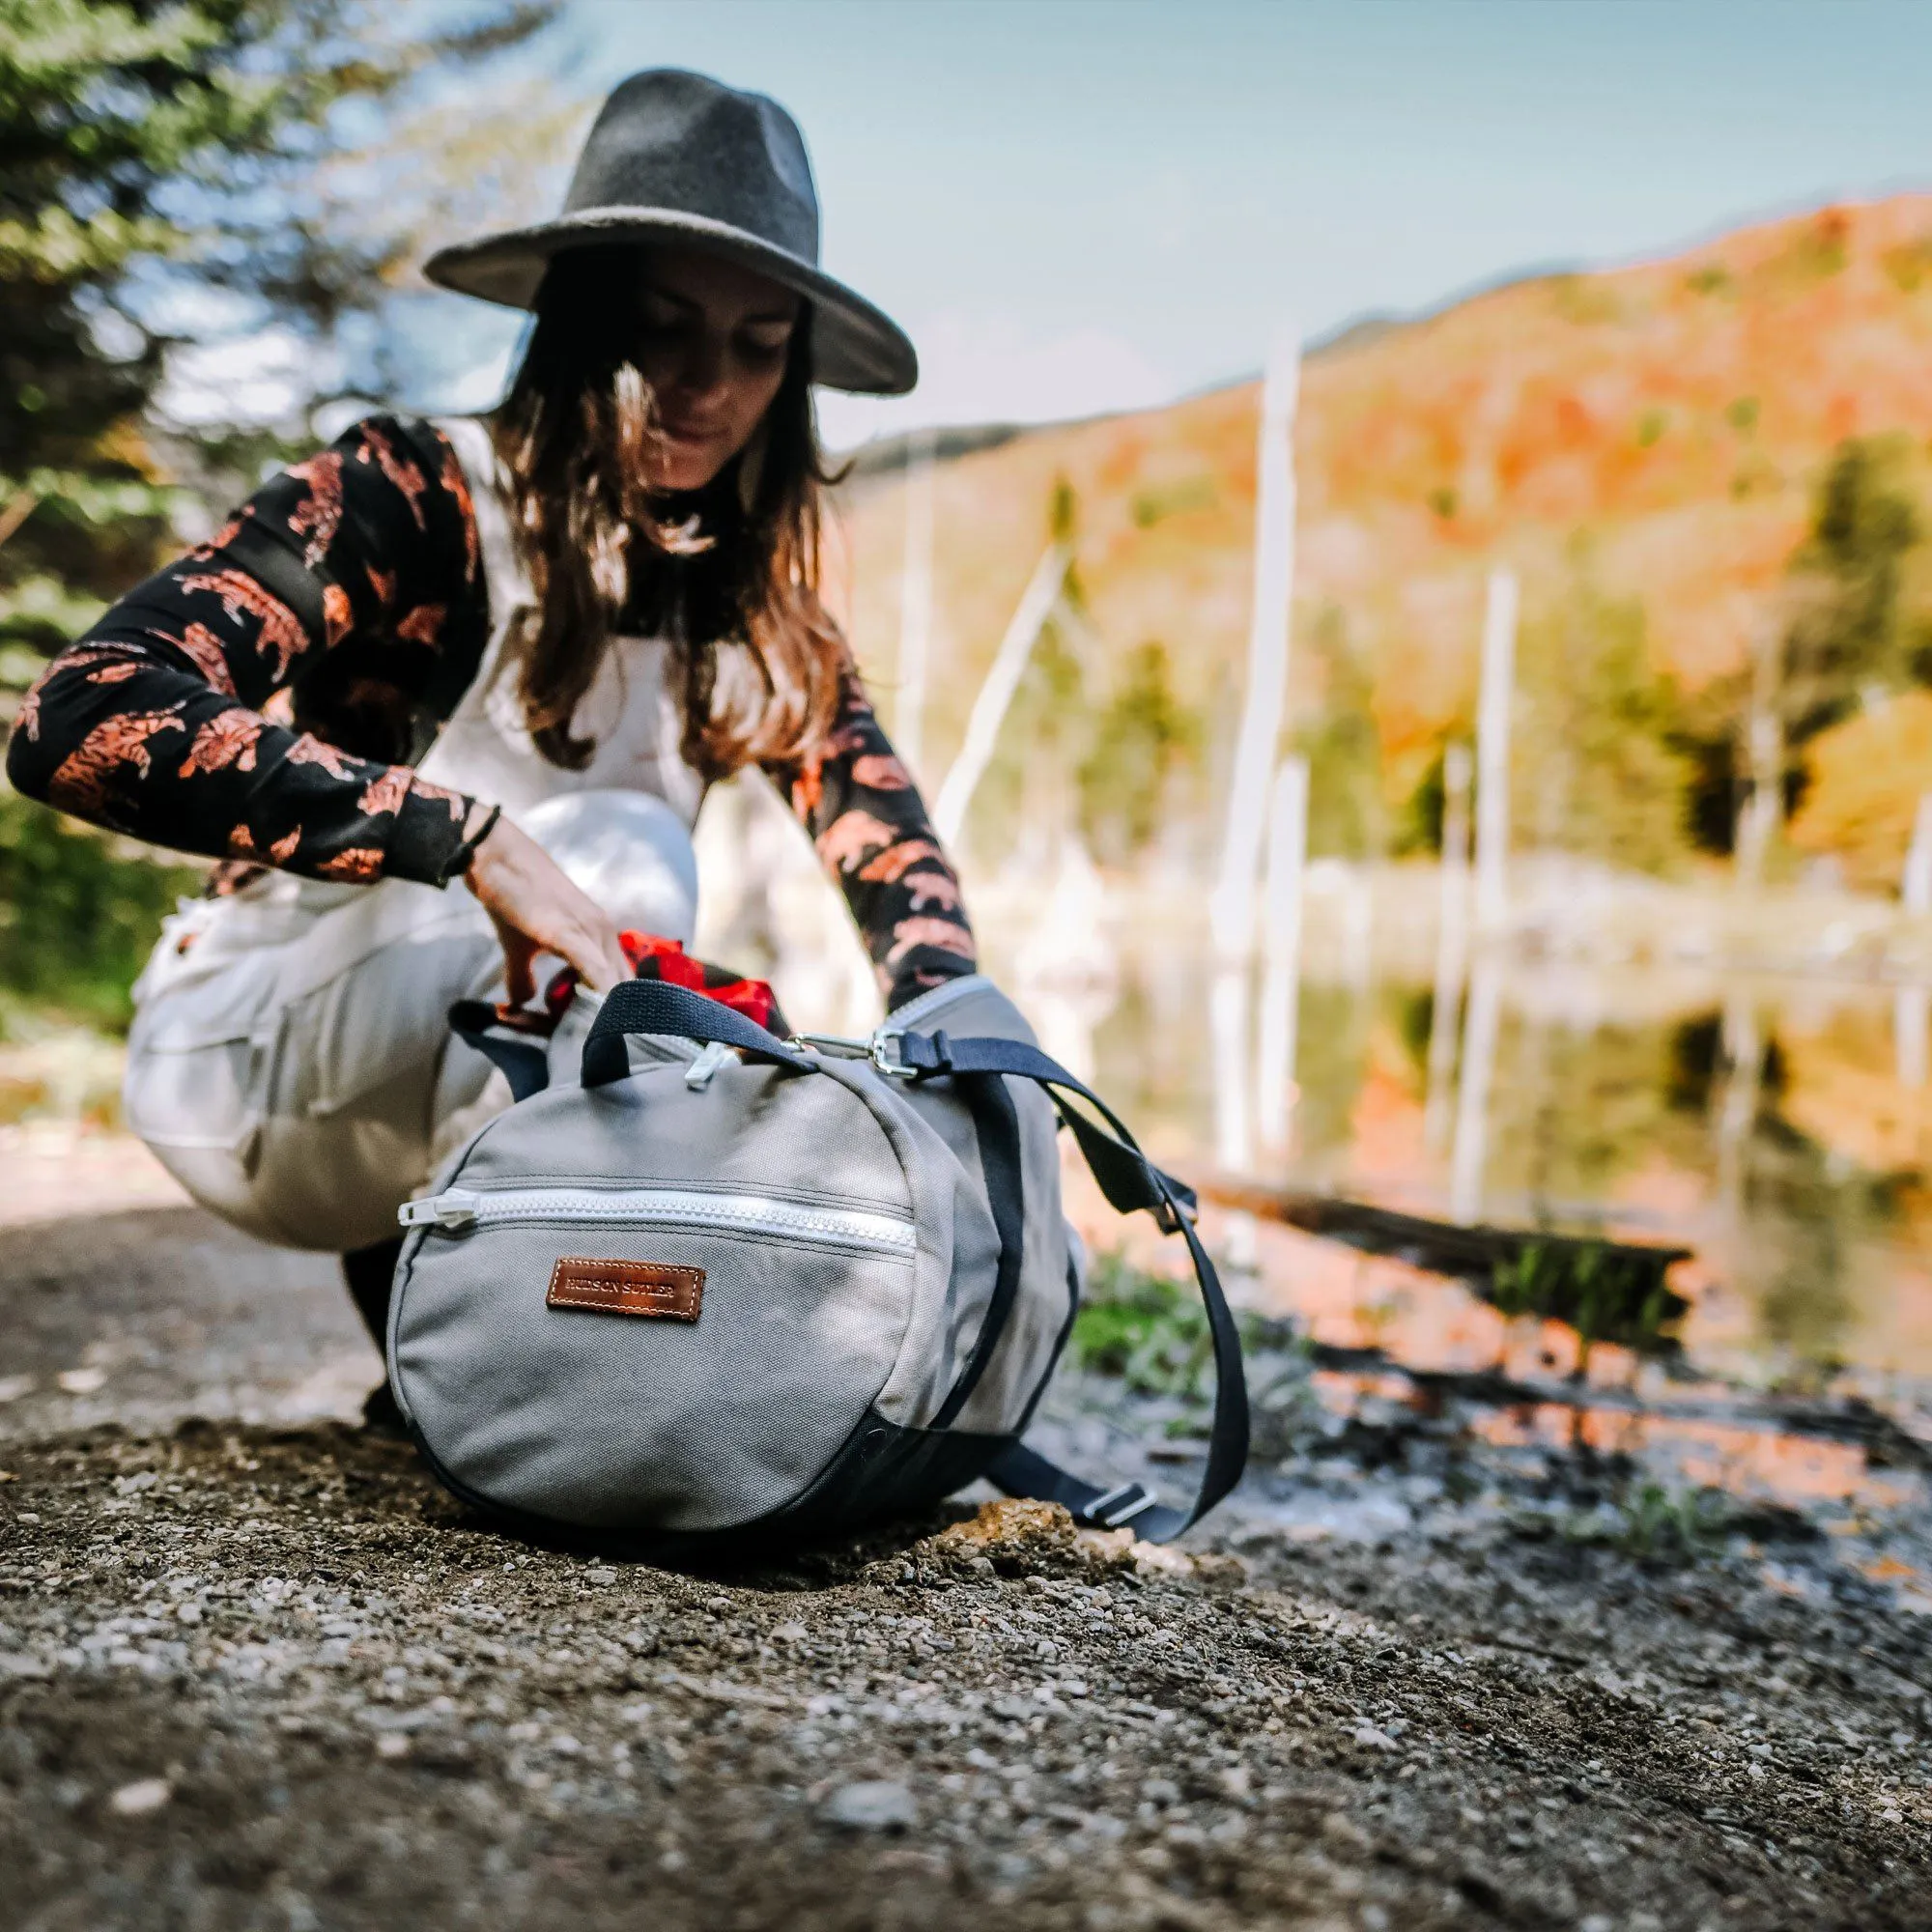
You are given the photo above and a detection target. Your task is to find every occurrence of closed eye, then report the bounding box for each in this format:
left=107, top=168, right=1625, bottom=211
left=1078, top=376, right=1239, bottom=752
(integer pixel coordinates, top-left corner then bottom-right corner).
left=737, top=327, right=793, bottom=363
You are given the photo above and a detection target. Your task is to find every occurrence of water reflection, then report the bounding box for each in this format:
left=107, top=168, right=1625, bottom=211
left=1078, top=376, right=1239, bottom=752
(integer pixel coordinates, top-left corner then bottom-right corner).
left=1085, top=945, right=1932, bottom=1426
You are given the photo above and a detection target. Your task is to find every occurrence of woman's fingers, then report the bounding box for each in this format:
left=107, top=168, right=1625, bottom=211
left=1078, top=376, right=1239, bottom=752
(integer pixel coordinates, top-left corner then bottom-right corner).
left=465, top=810, right=633, bottom=1002
left=564, top=919, right=632, bottom=993
left=494, top=919, right=539, bottom=1008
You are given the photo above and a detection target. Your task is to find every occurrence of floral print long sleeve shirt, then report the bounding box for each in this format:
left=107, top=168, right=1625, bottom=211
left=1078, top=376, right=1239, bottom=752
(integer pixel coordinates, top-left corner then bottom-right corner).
left=5, top=415, right=975, bottom=1009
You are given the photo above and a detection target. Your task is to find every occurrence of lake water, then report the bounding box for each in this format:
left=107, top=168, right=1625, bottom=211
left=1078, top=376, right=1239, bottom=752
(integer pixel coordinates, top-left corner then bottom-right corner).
left=1030, top=928, right=1932, bottom=1526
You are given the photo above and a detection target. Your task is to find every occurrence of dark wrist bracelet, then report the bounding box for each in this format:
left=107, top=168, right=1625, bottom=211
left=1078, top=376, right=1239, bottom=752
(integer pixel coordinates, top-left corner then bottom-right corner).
left=438, top=802, right=501, bottom=887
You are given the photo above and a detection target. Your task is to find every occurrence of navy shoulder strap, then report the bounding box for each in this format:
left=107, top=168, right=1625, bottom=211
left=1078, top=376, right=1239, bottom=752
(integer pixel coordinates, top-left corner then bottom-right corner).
left=889, top=1028, right=1248, bottom=1543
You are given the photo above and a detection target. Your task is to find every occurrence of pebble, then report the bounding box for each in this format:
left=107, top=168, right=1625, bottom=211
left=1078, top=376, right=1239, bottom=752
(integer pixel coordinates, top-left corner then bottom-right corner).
left=821, top=1780, right=918, bottom=1832
left=109, top=1778, right=172, bottom=1816
left=1322, top=1811, right=1372, bottom=1851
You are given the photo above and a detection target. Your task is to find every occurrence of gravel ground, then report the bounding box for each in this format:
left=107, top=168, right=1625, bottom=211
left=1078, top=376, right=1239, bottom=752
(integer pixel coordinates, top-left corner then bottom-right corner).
left=2, top=1206, right=1929, bottom=1930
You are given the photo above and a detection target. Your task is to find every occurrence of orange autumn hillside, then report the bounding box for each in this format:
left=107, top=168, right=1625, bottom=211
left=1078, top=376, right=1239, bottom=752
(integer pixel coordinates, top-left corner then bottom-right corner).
left=831, top=195, right=1932, bottom=887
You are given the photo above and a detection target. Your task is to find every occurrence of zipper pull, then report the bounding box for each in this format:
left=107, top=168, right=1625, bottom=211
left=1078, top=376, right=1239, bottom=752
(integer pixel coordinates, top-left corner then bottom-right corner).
left=397, top=1188, right=479, bottom=1231
left=684, top=1040, right=734, bottom=1091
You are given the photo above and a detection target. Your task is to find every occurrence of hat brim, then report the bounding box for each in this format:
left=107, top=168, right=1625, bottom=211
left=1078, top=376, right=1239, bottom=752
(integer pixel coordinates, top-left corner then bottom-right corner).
left=422, top=208, right=917, bottom=397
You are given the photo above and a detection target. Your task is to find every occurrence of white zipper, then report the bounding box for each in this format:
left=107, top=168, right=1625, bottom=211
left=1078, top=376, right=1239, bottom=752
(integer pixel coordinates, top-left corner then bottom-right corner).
left=881, top=972, right=992, bottom=1034
left=398, top=1184, right=916, bottom=1256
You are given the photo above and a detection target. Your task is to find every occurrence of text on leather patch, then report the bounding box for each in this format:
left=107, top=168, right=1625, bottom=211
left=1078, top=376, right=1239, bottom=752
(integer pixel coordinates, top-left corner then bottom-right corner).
left=548, top=1258, right=704, bottom=1321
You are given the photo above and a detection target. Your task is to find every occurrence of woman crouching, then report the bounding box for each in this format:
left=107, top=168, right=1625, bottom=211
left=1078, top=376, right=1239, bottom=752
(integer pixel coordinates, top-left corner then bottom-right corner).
left=6, top=71, right=974, bottom=1405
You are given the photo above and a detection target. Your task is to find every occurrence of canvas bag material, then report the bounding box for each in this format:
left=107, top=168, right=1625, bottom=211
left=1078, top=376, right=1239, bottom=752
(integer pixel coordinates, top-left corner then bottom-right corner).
left=387, top=972, right=1247, bottom=1546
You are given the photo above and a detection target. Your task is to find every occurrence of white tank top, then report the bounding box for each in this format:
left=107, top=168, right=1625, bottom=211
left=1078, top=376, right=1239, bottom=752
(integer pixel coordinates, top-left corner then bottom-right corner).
left=412, top=415, right=752, bottom=830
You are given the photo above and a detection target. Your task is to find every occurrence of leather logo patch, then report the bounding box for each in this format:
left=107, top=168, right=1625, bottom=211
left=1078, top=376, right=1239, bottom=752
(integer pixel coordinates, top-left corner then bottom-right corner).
left=547, top=1257, right=704, bottom=1321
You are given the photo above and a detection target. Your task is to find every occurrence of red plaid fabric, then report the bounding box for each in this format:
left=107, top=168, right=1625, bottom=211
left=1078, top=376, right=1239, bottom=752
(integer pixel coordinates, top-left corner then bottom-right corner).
left=544, top=931, right=789, bottom=1038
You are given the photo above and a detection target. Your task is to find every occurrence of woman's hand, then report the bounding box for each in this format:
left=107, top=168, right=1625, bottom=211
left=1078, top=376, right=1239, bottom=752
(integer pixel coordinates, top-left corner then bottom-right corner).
left=463, top=810, right=631, bottom=1005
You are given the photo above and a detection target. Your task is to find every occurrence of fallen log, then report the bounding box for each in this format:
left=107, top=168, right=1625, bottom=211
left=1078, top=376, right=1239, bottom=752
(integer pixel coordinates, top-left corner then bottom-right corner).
left=1194, top=1176, right=1693, bottom=1354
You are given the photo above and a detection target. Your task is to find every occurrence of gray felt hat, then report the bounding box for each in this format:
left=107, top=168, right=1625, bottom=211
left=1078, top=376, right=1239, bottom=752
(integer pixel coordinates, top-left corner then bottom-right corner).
left=423, top=69, right=917, bottom=396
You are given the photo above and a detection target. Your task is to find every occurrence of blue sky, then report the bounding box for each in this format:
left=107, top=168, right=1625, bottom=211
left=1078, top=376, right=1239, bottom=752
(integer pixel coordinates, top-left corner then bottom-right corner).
left=409, top=0, right=1932, bottom=447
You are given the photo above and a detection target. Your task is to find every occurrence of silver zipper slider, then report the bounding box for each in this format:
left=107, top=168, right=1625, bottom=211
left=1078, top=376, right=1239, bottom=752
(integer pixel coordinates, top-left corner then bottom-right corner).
left=683, top=1040, right=733, bottom=1090
left=397, top=1188, right=479, bottom=1231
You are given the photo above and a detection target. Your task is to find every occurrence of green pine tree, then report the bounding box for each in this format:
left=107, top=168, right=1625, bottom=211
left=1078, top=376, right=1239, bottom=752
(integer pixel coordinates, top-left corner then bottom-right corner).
left=0, top=0, right=564, bottom=675
left=0, top=0, right=568, bottom=1027
left=1515, top=562, right=1693, bottom=875
left=1781, top=436, right=1927, bottom=745
left=1078, top=640, right=1204, bottom=864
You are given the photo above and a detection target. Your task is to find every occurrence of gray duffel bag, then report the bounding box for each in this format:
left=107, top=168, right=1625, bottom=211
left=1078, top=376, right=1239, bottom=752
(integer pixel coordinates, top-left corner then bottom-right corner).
left=389, top=972, right=1247, bottom=1550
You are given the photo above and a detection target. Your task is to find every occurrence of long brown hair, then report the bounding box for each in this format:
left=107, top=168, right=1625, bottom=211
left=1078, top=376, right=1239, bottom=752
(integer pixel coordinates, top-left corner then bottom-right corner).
left=492, top=246, right=848, bottom=778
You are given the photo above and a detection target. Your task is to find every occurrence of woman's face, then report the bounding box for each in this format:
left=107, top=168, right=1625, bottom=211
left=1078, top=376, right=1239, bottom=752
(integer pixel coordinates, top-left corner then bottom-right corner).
left=629, top=248, right=801, bottom=493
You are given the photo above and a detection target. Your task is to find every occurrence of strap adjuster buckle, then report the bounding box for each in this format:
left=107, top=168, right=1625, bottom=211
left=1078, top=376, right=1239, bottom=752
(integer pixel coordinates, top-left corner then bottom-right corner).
left=1081, top=1482, right=1156, bottom=1529
left=869, top=1030, right=917, bottom=1078
left=871, top=1028, right=952, bottom=1079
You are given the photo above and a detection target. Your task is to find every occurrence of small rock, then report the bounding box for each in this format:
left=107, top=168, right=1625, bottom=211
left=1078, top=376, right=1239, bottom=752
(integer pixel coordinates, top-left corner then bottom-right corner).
left=58, top=1368, right=107, bottom=1395
left=771, top=1622, right=810, bottom=1645
left=1321, top=1810, right=1371, bottom=1850
left=821, top=1779, right=918, bottom=1832
left=928, top=1498, right=1076, bottom=1568
left=1142, top=1776, right=1180, bottom=1807
left=375, top=1736, right=410, bottom=1760
left=1131, top=1543, right=1195, bottom=1578
left=109, top=1778, right=172, bottom=1816
left=1352, top=1724, right=1398, bottom=1750
left=1071, top=1527, right=1137, bottom=1569
left=583, top=1567, right=617, bottom=1586
left=703, top=1594, right=732, bottom=1614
